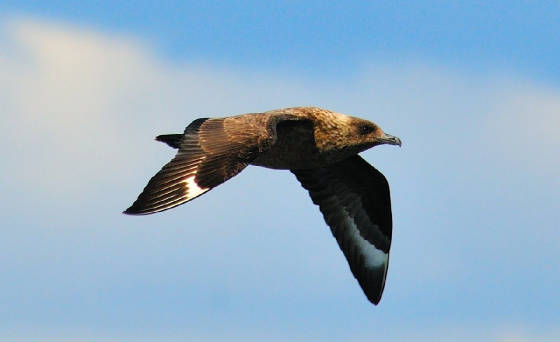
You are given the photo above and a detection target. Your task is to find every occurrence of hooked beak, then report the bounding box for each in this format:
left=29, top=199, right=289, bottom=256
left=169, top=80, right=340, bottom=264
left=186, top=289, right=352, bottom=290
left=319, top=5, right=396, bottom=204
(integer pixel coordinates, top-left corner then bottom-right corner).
left=378, top=132, right=402, bottom=147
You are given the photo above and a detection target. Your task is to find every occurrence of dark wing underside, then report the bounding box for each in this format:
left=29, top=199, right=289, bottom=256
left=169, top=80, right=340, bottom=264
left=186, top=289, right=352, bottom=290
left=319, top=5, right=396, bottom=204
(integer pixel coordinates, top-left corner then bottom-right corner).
left=124, top=118, right=262, bottom=215
left=292, top=155, right=393, bottom=304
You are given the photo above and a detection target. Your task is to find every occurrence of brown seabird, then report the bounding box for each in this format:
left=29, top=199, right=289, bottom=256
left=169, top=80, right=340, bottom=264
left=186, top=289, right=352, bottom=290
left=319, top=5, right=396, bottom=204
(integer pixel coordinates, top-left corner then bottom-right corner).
left=124, top=106, right=401, bottom=305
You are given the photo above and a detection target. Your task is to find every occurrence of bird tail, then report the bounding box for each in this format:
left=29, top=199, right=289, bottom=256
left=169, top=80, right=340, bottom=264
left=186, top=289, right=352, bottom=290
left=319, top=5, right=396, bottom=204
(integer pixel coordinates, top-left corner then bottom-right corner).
left=155, top=134, right=183, bottom=149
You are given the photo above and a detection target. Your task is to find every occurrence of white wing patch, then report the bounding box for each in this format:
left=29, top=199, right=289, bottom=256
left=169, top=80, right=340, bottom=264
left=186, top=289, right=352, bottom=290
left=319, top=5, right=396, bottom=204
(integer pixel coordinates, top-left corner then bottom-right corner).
left=183, top=172, right=210, bottom=199
left=344, top=209, right=388, bottom=268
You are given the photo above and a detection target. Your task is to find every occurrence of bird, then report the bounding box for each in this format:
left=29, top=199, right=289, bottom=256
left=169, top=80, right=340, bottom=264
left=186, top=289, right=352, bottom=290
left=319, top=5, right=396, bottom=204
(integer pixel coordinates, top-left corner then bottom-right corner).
left=124, top=106, right=401, bottom=305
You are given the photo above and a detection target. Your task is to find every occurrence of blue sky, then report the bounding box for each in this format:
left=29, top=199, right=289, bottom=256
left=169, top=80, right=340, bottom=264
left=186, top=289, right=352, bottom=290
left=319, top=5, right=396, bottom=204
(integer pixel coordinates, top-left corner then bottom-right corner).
left=3, top=1, right=560, bottom=82
left=0, top=1, right=559, bottom=340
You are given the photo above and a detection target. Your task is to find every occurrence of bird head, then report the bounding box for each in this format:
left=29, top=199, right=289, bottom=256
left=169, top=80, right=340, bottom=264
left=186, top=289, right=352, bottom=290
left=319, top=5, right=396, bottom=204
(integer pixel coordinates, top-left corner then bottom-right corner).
left=351, top=118, right=402, bottom=149
left=313, top=110, right=402, bottom=155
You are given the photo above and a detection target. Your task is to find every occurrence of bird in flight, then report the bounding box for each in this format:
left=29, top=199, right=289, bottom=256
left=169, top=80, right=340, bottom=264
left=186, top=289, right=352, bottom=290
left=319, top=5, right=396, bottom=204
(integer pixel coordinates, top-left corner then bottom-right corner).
left=124, top=106, right=401, bottom=305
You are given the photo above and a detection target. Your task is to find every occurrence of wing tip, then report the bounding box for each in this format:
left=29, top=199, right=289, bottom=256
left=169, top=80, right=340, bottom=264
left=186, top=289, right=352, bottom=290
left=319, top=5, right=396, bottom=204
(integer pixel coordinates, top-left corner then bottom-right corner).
left=122, top=207, right=142, bottom=216
left=360, top=265, right=388, bottom=306
left=122, top=203, right=156, bottom=216
left=365, top=292, right=382, bottom=305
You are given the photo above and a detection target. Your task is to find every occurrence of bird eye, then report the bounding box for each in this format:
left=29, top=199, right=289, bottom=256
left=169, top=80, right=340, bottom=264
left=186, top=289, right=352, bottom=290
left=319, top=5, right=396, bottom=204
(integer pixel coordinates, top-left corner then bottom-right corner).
left=359, top=124, right=375, bottom=135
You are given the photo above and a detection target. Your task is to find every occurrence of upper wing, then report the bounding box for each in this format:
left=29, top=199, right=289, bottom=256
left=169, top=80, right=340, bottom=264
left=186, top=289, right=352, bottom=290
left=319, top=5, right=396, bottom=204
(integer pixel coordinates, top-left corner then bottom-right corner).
left=124, top=117, right=265, bottom=215
left=291, top=155, right=393, bottom=304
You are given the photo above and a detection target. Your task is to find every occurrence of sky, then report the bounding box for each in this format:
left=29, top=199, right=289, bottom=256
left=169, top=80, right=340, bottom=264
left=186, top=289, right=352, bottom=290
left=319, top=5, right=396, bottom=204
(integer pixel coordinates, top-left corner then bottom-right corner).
left=0, top=1, right=559, bottom=340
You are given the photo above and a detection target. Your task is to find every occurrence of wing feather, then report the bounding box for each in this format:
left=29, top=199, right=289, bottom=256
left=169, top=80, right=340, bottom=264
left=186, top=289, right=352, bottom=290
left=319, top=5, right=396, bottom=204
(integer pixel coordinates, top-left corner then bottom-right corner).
left=292, top=155, right=393, bottom=304
left=125, top=118, right=255, bottom=215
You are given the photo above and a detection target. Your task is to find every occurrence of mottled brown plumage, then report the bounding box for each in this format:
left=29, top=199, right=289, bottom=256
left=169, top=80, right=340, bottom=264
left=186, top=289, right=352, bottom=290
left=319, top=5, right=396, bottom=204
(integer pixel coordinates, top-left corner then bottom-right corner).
left=124, top=106, right=401, bottom=305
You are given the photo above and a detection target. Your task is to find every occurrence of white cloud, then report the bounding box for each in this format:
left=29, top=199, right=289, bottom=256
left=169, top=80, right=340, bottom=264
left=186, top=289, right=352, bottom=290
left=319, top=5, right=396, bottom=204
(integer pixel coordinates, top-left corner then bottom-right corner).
left=485, top=82, right=560, bottom=180
left=1, top=17, right=157, bottom=198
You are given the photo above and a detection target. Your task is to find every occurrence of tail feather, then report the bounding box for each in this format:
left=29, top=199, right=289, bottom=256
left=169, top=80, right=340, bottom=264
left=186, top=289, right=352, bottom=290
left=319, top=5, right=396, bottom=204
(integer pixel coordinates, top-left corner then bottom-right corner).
left=155, top=134, right=183, bottom=149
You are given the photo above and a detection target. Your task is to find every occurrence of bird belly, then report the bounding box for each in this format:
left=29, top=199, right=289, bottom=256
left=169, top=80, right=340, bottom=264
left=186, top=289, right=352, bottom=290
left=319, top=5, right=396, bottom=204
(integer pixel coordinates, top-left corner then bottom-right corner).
left=251, top=138, right=359, bottom=170
left=249, top=116, right=362, bottom=170
left=251, top=147, right=326, bottom=170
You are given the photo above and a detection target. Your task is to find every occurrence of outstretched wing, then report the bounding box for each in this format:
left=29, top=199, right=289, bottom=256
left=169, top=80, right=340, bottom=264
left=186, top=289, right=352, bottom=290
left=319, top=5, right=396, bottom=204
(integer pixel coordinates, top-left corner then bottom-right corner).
left=124, top=117, right=265, bottom=215
left=292, top=155, right=393, bottom=305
